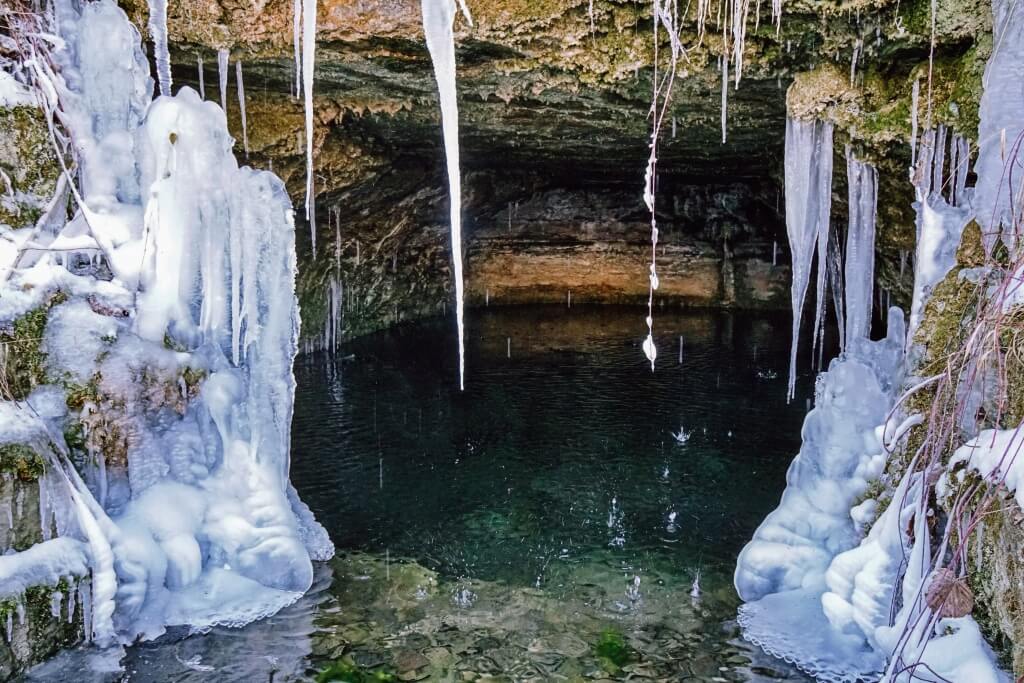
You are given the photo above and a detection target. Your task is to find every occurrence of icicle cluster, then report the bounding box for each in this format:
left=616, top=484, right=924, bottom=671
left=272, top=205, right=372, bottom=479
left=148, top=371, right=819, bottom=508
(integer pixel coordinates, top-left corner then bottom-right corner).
left=782, top=117, right=833, bottom=400
left=844, top=147, right=877, bottom=345
left=0, top=0, right=333, bottom=646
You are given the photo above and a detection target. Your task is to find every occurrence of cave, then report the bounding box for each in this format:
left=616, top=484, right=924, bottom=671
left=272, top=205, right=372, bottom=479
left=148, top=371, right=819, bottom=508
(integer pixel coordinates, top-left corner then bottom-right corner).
left=1, top=0, right=1022, bottom=681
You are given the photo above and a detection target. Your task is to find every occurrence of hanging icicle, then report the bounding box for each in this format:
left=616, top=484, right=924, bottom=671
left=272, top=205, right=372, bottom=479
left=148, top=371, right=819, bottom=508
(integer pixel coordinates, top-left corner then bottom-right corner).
left=197, top=56, right=205, bottom=100
left=235, top=61, right=249, bottom=156
left=217, top=48, right=229, bottom=115
left=146, top=0, right=172, bottom=96
left=293, top=0, right=302, bottom=98
left=783, top=117, right=834, bottom=401
left=302, top=0, right=318, bottom=258
left=844, top=147, right=877, bottom=345
left=422, top=0, right=473, bottom=389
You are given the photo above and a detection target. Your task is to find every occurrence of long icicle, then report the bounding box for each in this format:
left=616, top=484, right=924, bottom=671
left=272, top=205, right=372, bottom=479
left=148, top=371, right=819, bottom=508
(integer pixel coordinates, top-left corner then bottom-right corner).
left=293, top=0, right=302, bottom=98
left=302, top=0, right=317, bottom=258
left=197, top=56, right=205, bottom=99
left=422, top=0, right=472, bottom=390
left=236, top=61, right=249, bottom=156
left=217, top=48, right=229, bottom=115
left=147, top=0, right=172, bottom=96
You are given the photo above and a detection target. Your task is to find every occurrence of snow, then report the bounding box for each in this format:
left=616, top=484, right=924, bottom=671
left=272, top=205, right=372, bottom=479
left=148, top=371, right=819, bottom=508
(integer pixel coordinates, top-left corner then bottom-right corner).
left=783, top=117, right=834, bottom=400
left=844, top=149, right=877, bottom=344
left=145, top=0, right=171, bottom=97
left=422, top=0, right=469, bottom=389
left=974, top=0, right=1024, bottom=252
left=0, top=538, right=88, bottom=600
left=950, top=426, right=1024, bottom=510
left=0, top=71, right=34, bottom=107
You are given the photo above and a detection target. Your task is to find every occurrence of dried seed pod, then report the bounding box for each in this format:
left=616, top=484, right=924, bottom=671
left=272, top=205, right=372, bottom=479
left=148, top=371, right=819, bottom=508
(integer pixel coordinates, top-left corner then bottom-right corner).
left=925, top=568, right=974, bottom=618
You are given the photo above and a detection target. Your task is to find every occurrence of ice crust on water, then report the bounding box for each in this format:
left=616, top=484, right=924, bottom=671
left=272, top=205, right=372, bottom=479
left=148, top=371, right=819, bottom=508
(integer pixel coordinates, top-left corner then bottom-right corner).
left=0, top=0, right=332, bottom=645
left=422, top=0, right=470, bottom=390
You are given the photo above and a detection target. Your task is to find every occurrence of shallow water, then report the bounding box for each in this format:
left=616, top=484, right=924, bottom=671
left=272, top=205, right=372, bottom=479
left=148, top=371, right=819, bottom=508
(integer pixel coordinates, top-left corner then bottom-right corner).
left=114, top=305, right=817, bottom=681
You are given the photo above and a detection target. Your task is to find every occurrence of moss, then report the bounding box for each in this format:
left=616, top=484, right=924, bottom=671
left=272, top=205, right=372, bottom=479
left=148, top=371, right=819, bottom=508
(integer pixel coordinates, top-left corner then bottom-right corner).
left=593, top=628, right=633, bottom=673
left=64, top=373, right=102, bottom=413
left=0, top=291, right=67, bottom=400
left=0, top=106, right=61, bottom=230
left=315, top=660, right=397, bottom=683
left=0, top=444, right=45, bottom=482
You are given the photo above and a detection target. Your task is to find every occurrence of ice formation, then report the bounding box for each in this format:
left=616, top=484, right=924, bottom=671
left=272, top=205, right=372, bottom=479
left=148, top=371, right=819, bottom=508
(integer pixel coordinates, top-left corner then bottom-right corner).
left=197, top=56, right=205, bottom=99
left=145, top=0, right=171, bottom=97
left=844, top=149, right=877, bottom=345
left=640, top=1, right=684, bottom=370
left=236, top=61, right=248, bottom=155
left=301, top=0, right=317, bottom=256
left=736, top=310, right=906, bottom=603
left=974, top=0, right=1024, bottom=251
left=217, top=48, right=229, bottom=115
left=783, top=117, right=834, bottom=400
left=422, top=0, right=471, bottom=389
left=0, top=0, right=331, bottom=647
left=738, top=0, right=1020, bottom=678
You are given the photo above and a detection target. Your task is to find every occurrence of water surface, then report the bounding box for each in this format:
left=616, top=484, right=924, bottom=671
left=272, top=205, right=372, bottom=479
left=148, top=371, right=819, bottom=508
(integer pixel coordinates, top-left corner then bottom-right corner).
left=119, top=305, right=816, bottom=682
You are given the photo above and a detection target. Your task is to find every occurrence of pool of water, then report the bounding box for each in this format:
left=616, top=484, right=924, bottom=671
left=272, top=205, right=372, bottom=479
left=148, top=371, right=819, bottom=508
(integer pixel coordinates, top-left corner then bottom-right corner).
left=114, top=305, right=818, bottom=682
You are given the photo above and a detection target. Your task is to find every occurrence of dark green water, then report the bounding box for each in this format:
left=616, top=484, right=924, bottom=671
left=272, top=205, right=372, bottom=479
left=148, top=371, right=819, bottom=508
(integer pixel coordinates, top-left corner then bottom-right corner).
left=292, top=305, right=808, bottom=593
left=115, top=305, right=815, bottom=682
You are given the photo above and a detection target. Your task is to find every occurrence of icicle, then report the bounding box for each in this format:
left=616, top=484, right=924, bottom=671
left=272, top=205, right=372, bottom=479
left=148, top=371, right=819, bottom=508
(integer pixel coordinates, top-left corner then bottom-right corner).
left=672, top=116, right=677, bottom=139
left=932, top=124, right=947, bottom=196
left=293, top=0, right=302, bottom=98
left=721, top=58, right=729, bottom=143
left=954, top=136, right=970, bottom=207
left=809, top=122, right=835, bottom=370
left=948, top=131, right=960, bottom=205
left=910, top=78, right=920, bottom=171
left=217, top=48, right=229, bottom=115
left=197, top=56, right=205, bottom=100
left=784, top=117, right=834, bottom=401
left=236, top=61, right=249, bottom=156
left=146, top=0, right=172, bottom=96
left=772, top=239, right=778, bottom=265
left=422, top=0, right=472, bottom=390
left=844, top=148, right=877, bottom=344
left=849, top=38, right=862, bottom=86
left=302, top=0, right=318, bottom=258
left=732, top=0, right=751, bottom=87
